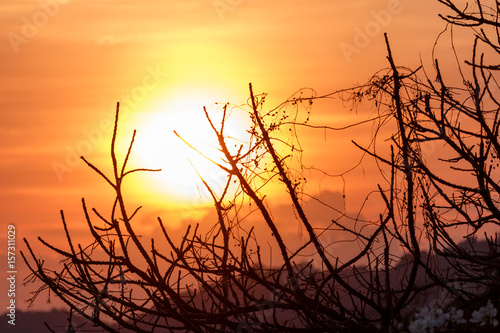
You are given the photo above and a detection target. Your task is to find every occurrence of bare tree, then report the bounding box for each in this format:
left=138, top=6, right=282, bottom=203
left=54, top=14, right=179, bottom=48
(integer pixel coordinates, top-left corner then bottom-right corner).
left=22, top=1, right=500, bottom=332
left=341, top=0, right=500, bottom=328
left=22, top=87, right=391, bottom=332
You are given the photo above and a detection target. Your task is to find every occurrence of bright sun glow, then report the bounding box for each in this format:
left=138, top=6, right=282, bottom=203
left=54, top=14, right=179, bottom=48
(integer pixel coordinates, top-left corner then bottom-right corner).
left=129, top=95, right=250, bottom=204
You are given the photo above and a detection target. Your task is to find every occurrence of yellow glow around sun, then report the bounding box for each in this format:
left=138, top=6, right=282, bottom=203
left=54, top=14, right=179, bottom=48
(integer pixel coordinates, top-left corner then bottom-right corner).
left=129, top=95, right=250, bottom=204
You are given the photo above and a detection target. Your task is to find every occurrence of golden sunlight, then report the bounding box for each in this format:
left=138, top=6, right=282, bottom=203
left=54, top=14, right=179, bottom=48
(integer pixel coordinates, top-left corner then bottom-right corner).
left=129, top=95, right=250, bottom=204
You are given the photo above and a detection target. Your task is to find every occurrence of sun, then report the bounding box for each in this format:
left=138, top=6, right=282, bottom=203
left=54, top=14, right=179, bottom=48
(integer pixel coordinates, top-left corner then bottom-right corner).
left=128, top=96, right=249, bottom=204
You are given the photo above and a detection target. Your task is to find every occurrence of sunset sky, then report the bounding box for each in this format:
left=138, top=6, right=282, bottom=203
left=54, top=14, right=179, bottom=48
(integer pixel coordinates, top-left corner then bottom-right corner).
left=1, top=0, right=461, bottom=311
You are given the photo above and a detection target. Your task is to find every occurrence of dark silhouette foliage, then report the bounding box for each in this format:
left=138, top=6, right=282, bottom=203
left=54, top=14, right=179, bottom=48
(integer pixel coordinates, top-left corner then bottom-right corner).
left=22, top=1, right=500, bottom=331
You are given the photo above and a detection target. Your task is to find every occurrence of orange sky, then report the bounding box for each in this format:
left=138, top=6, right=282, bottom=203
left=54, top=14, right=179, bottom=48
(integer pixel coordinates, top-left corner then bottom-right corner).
left=1, top=0, right=456, bottom=311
